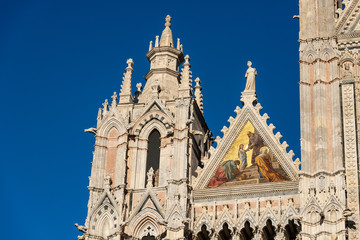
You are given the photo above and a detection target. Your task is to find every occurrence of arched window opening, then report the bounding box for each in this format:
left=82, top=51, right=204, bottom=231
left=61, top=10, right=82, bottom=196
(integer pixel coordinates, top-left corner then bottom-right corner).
left=197, top=225, right=210, bottom=240
left=146, top=129, right=161, bottom=187
left=240, top=221, right=254, bottom=240
left=262, top=219, right=276, bottom=240
left=284, top=220, right=300, bottom=240
left=219, top=223, right=232, bottom=240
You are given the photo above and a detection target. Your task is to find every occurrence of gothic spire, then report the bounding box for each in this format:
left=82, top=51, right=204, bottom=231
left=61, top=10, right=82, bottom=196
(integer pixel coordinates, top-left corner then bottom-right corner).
left=159, top=15, right=174, bottom=47
left=194, top=77, right=203, bottom=112
left=119, top=58, right=134, bottom=103
left=179, top=55, right=192, bottom=97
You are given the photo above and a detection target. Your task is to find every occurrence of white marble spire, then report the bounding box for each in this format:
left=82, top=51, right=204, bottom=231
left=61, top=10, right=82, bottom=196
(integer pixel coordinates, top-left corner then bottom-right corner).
left=194, top=77, right=203, bottom=112
left=159, top=15, right=174, bottom=47
left=119, top=58, right=134, bottom=103
left=179, top=55, right=192, bottom=97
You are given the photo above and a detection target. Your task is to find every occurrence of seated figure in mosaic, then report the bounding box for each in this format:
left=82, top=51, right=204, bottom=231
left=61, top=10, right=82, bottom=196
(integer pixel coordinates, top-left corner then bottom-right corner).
left=207, top=160, right=241, bottom=187
left=255, top=148, right=285, bottom=182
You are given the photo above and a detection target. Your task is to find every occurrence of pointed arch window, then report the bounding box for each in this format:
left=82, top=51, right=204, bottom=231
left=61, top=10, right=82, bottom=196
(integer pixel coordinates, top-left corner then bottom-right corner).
left=146, top=129, right=161, bottom=187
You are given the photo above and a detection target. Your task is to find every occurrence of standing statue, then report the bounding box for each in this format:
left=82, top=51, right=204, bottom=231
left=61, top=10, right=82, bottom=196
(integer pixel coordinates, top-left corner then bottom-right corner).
left=244, top=61, right=257, bottom=91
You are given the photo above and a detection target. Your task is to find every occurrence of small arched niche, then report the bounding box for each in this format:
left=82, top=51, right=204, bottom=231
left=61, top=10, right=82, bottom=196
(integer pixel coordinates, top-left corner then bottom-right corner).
left=145, top=129, right=161, bottom=187
left=262, top=219, right=276, bottom=240
left=240, top=221, right=254, bottom=240
left=284, top=219, right=300, bottom=240
left=218, top=223, right=232, bottom=240
left=197, top=225, right=210, bottom=240
left=105, top=127, right=119, bottom=185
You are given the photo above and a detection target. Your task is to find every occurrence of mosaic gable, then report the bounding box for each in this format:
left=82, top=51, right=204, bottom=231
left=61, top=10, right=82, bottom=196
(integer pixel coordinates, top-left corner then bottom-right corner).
left=207, top=121, right=288, bottom=188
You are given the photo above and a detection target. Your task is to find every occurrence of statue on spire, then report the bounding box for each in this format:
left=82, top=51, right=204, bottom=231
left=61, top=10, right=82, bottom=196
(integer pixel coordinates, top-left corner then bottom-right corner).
left=244, top=61, right=257, bottom=92
left=241, top=61, right=258, bottom=105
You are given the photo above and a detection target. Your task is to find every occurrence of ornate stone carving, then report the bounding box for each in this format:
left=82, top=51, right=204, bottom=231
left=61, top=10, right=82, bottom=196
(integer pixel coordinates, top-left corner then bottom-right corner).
left=341, top=83, right=360, bottom=239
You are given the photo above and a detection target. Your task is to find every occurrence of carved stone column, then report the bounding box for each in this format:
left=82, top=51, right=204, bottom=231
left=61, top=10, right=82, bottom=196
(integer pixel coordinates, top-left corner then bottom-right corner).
left=341, top=80, right=360, bottom=239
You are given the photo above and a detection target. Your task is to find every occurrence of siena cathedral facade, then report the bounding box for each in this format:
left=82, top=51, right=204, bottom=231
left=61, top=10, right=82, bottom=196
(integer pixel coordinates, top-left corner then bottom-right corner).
left=76, top=1, right=360, bottom=239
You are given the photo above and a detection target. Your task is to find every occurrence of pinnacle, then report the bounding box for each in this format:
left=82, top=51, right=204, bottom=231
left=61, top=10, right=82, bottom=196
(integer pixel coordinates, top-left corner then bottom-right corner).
left=160, top=14, right=174, bottom=47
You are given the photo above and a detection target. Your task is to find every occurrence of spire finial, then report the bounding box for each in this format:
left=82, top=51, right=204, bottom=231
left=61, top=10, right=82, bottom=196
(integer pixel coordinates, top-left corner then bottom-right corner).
left=160, top=15, right=174, bottom=47
left=165, top=15, right=172, bottom=27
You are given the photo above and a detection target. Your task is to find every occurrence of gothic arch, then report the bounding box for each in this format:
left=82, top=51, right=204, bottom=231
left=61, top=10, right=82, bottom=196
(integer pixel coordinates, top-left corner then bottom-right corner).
left=131, top=211, right=165, bottom=239
left=139, top=119, right=168, bottom=139
left=259, top=205, right=278, bottom=230
left=302, top=203, right=322, bottom=224
left=139, top=119, right=167, bottom=139
left=237, top=210, right=257, bottom=231
left=98, top=117, right=127, bottom=137
left=194, top=214, right=212, bottom=234
left=131, top=118, right=170, bottom=188
left=136, top=219, right=159, bottom=239
left=215, top=211, right=234, bottom=233
left=97, top=212, right=113, bottom=237
left=88, top=197, right=119, bottom=238
left=323, top=199, right=343, bottom=222
left=196, top=224, right=211, bottom=240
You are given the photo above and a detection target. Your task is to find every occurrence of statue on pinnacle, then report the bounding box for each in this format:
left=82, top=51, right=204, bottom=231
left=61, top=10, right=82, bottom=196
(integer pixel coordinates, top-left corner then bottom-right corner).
left=244, top=61, right=257, bottom=92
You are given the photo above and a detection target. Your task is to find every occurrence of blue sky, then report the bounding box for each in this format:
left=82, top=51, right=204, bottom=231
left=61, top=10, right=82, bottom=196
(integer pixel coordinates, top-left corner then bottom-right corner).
left=0, top=1, right=299, bottom=239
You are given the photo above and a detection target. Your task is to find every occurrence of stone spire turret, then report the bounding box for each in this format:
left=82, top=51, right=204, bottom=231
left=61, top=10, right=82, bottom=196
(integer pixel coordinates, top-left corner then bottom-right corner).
left=159, top=15, right=174, bottom=47
left=179, top=55, right=192, bottom=97
left=194, top=77, right=203, bottom=112
left=139, top=15, right=184, bottom=103
left=119, top=59, right=134, bottom=103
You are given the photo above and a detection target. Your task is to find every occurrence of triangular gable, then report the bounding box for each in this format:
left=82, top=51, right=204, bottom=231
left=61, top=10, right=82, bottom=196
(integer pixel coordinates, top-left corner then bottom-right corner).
left=127, top=189, right=165, bottom=224
left=194, top=93, right=299, bottom=189
left=132, top=99, right=174, bottom=125
left=336, top=0, right=360, bottom=35
left=131, top=99, right=175, bottom=135
left=86, top=188, right=119, bottom=225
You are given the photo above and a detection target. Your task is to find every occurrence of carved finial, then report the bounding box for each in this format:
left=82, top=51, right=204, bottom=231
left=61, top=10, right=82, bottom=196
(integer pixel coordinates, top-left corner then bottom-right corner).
left=177, top=38, right=180, bottom=50
left=134, top=82, right=143, bottom=103
left=146, top=167, right=155, bottom=188
left=179, top=55, right=192, bottom=97
left=160, top=15, right=174, bottom=47
left=155, top=36, right=159, bottom=47
left=111, top=92, right=118, bottom=107
left=102, top=99, right=109, bottom=114
left=120, top=58, right=134, bottom=103
left=241, top=61, right=258, bottom=105
left=194, top=77, right=203, bottom=112
left=149, top=41, right=153, bottom=51
left=165, top=15, right=171, bottom=26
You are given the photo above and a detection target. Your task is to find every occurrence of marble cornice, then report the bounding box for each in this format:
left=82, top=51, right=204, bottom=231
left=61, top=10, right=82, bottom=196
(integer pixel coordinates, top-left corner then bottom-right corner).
left=193, top=181, right=299, bottom=201
left=146, top=46, right=184, bottom=61
left=298, top=78, right=340, bottom=86
left=144, top=68, right=181, bottom=81
left=299, top=168, right=346, bottom=178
